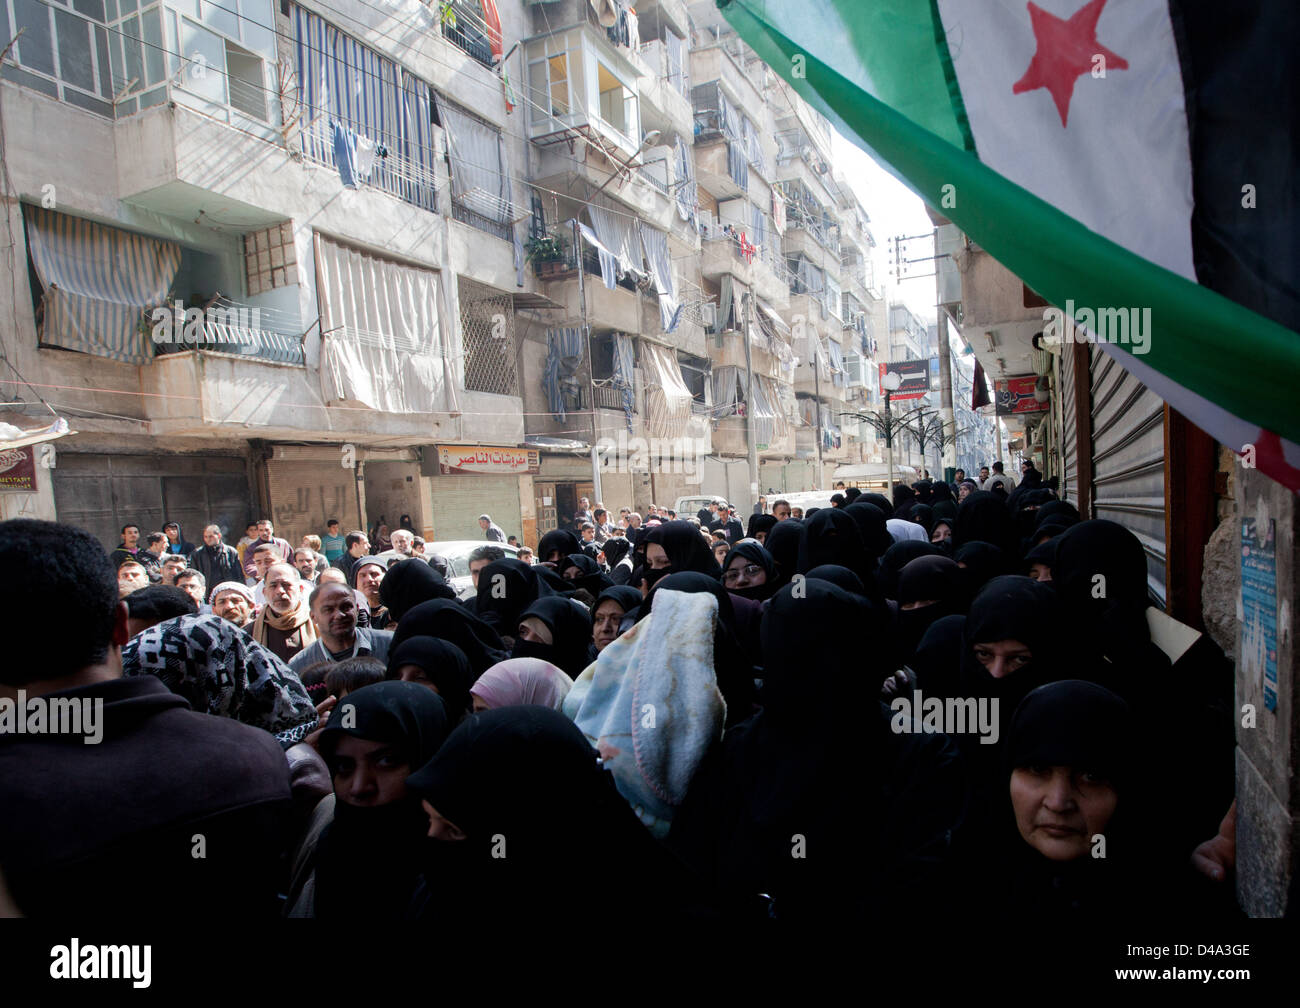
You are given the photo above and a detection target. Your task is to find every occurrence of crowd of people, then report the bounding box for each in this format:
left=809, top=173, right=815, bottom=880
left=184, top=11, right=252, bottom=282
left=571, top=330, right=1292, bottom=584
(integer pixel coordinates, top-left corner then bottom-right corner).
left=0, top=459, right=1243, bottom=923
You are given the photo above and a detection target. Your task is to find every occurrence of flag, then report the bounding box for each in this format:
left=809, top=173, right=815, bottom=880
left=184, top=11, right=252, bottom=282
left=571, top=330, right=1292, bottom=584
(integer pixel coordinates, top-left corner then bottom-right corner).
left=719, top=0, right=1300, bottom=490
left=972, top=358, right=991, bottom=411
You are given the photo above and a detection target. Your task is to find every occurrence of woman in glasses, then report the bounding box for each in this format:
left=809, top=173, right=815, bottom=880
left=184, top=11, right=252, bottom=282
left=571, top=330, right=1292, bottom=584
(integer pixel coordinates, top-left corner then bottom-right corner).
left=719, top=539, right=778, bottom=602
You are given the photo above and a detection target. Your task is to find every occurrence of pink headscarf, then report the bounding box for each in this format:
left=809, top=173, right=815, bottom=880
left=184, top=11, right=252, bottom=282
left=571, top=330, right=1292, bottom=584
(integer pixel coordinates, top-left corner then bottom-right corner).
left=470, top=658, right=574, bottom=711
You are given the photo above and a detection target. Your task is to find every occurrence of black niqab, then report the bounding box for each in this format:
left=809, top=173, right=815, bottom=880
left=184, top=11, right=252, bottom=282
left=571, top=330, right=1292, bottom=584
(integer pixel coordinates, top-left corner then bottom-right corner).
left=378, top=558, right=457, bottom=624
left=393, top=599, right=509, bottom=676
left=386, top=636, right=474, bottom=722
left=513, top=596, right=594, bottom=678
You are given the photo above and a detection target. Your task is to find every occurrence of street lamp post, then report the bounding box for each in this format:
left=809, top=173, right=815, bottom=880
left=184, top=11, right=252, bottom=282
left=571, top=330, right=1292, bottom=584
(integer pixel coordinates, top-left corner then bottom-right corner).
left=881, top=370, right=902, bottom=494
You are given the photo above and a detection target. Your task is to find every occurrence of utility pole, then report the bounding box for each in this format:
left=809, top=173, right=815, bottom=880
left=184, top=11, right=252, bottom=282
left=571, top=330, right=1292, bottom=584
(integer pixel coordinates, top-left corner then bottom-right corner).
left=741, top=290, right=759, bottom=510
left=812, top=335, right=824, bottom=487
left=572, top=218, right=603, bottom=504
left=937, top=309, right=956, bottom=483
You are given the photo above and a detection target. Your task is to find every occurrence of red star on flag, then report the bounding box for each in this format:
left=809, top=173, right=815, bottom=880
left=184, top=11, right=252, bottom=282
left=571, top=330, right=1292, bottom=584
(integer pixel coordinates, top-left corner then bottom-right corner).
left=1012, top=0, right=1129, bottom=127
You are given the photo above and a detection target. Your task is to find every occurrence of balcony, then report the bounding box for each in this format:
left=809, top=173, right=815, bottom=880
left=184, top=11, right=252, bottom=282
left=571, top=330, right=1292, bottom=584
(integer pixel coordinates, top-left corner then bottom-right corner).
left=636, top=40, right=693, bottom=138
left=441, top=0, right=497, bottom=69
left=151, top=300, right=306, bottom=366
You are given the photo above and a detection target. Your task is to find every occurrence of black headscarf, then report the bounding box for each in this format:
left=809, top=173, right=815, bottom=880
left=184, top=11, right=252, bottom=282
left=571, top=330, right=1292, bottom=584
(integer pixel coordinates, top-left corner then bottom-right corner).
left=1034, top=500, right=1081, bottom=530
left=909, top=503, right=935, bottom=535
left=314, top=681, right=450, bottom=918
left=472, top=558, right=558, bottom=639
left=513, top=596, right=594, bottom=678
left=378, top=558, right=457, bottom=624
left=762, top=519, right=805, bottom=591
left=1008, top=680, right=1132, bottom=785
left=1024, top=533, right=1063, bottom=575
left=843, top=501, right=894, bottom=561
left=641, top=520, right=722, bottom=586
left=957, top=575, right=1068, bottom=712
left=405, top=706, right=691, bottom=925
left=861, top=493, right=893, bottom=513
left=843, top=487, right=861, bottom=504
left=600, top=536, right=631, bottom=570
left=590, top=584, right=642, bottom=619
left=798, top=507, right=869, bottom=580
left=804, top=564, right=865, bottom=595
left=386, top=636, right=474, bottom=723
left=561, top=552, right=612, bottom=596
left=953, top=540, right=1010, bottom=597
left=720, top=539, right=777, bottom=601
left=891, top=484, right=917, bottom=517
left=876, top=540, right=942, bottom=600
left=912, top=480, right=934, bottom=505
left=954, top=490, right=1018, bottom=556
left=746, top=513, right=778, bottom=541
left=537, top=528, right=582, bottom=565
left=393, top=598, right=509, bottom=677
left=896, top=555, right=966, bottom=665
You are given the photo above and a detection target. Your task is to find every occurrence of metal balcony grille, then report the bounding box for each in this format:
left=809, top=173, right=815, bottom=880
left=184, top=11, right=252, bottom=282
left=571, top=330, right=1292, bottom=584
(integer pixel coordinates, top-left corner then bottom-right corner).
left=458, top=278, right=519, bottom=395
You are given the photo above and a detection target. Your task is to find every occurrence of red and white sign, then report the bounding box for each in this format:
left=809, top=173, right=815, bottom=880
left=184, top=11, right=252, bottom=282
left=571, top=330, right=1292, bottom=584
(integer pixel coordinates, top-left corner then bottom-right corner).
left=438, top=445, right=539, bottom=476
left=0, top=448, right=37, bottom=492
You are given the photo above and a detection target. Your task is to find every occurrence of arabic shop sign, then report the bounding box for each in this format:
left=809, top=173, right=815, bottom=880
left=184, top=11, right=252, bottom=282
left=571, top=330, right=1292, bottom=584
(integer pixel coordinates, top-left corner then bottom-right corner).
left=438, top=445, right=540, bottom=476
left=0, top=448, right=38, bottom=492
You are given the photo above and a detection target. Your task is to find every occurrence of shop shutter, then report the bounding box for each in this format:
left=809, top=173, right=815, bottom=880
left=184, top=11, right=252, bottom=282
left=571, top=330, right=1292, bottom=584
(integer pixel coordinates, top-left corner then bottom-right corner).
left=1060, top=341, right=1079, bottom=504
left=1089, top=346, right=1167, bottom=607
left=427, top=475, right=522, bottom=542
left=52, top=452, right=252, bottom=550
left=265, top=451, right=363, bottom=547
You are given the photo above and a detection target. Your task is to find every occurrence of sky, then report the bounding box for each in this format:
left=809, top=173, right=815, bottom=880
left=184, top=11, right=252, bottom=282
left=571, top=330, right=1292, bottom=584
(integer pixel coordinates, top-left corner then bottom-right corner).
left=832, top=132, right=939, bottom=324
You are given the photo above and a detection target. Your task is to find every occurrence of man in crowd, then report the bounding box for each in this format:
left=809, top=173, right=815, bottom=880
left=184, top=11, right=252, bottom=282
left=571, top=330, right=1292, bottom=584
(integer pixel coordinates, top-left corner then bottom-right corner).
left=242, top=519, right=292, bottom=578
left=625, top=511, right=643, bottom=544
left=412, top=536, right=428, bottom=559
left=124, top=584, right=196, bottom=638
left=592, top=508, right=614, bottom=542
left=117, top=559, right=149, bottom=598
left=517, top=546, right=534, bottom=565
left=159, top=553, right=190, bottom=586
left=332, top=530, right=370, bottom=586
left=138, top=532, right=169, bottom=580
left=954, top=468, right=966, bottom=484
left=191, top=525, right=244, bottom=597
left=109, top=524, right=141, bottom=569
left=211, top=581, right=254, bottom=629
left=248, top=543, right=284, bottom=608
left=978, top=465, right=991, bottom=486
left=293, top=547, right=321, bottom=584
left=288, top=581, right=392, bottom=675
left=320, top=519, right=347, bottom=566
left=983, top=460, right=1016, bottom=492
left=0, top=518, right=293, bottom=917
left=174, top=569, right=209, bottom=613
left=771, top=499, right=791, bottom=521
left=250, top=563, right=316, bottom=666
left=479, top=514, right=506, bottom=542
left=353, top=558, right=389, bottom=629
left=374, top=528, right=418, bottom=566
left=711, top=505, right=744, bottom=543
left=468, top=545, right=506, bottom=592
left=578, top=521, right=600, bottom=557
left=161, top=522, right=195, bottom=555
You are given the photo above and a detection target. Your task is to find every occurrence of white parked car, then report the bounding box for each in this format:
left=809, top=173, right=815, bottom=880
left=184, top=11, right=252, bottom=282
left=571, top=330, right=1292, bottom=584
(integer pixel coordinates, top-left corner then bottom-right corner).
left=423, top=540, right=519, bottom=600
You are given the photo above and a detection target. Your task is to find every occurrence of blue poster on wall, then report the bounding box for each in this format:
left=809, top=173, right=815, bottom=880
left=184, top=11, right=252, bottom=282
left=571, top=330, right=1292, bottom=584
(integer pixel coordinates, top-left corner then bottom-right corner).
left=1241, top=517, right=1278, bottom=713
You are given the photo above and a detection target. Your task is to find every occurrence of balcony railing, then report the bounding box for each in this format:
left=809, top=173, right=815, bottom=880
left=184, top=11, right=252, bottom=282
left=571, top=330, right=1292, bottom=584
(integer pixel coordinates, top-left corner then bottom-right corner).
left=441, top=1, right=495, bottom=69
left=150, top=301, right=306, bottom=366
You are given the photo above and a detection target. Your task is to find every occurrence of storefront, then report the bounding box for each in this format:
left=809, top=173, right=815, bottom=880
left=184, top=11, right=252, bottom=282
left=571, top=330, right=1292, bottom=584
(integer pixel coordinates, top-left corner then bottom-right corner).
left=425, top=445, right=533, bottom=544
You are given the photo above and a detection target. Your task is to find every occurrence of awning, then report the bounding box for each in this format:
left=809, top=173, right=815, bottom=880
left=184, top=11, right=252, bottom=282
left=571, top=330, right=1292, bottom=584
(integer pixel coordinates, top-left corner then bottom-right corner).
left=511, top=291, right=564, bottom=311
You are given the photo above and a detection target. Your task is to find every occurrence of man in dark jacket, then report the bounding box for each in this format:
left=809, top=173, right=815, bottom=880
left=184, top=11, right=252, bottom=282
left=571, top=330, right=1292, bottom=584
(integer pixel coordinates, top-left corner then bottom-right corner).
left=189, top=524, right=244, bottom=600
left=162, top=521, right=195, bottom=555
left=331, top=529, right=371, bottom=586
left=108, top=523, right=140, bottom=569
left=0, top=518, right=294, bottom=918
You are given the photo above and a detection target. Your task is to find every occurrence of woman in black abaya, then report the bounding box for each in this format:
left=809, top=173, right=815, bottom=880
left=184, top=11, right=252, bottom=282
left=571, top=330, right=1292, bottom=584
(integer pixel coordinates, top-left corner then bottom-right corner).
left=797, top=507, right=871, bottom=584
left=761, top=519, right=804, bottom=592
left=513, top=596, right=595, bottom=679
left=720, top=539, right=778, bottom=602
left=895, top=555, right=966, bottom=667
left=392, top=599, right=510, bottom=677
left=640, top=520, right=722, bottom=591
left=386, top=636, right=475, bottom=724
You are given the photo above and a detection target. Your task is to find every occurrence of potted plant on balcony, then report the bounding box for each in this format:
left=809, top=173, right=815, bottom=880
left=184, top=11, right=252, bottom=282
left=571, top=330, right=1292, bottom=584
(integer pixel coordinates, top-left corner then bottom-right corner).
left=527, top=235, right=571, bottom=279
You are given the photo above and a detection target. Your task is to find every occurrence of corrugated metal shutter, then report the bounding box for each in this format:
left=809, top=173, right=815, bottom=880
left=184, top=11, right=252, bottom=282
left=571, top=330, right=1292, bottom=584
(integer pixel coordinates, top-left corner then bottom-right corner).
left=1089, top=347, right=1167, bottom=607
left=265, top=449, right=363, bottom=546
left=428, top=475, right=521, bottom=541
left=53, top=452, right=252, bottom=550
left=1061, top=341, right=1079, bottom=504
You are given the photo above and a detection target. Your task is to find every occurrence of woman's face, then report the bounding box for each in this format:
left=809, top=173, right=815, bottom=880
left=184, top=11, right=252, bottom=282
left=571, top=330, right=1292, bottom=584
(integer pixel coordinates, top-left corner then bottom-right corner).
left=396, top=663, right=440, bottom=694
left=645, top=543, right=671, bottom=570
left=931, top=523, right=952, bottom=544
left=470, top=693, right=491, bottom=714
left=713, top=542, right=730, bottom=565
left=1010, top=766, right=1118, bottom=861
left=516, top=616, right=553, bottom=645
left=723, top=554, right=767, bottom=590
left=958, top=485, right=972, bottom=501
left=1030, top=562, right=1052, bottom=583
left=422, top=800, right=467, bottom=841
left=755, top=530, right=767, bottom=545
left=331, top=735, right=411, bottom=808
left=973, top=639, right=1033, bottom=679
left=563, top=564, right=583, bottom=581
left=592, top=600, right=625, bottom=651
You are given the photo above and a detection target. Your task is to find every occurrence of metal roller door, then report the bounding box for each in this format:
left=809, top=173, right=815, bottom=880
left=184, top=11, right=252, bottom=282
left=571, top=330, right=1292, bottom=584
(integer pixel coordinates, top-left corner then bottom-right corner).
left=1060, top=340, right=1080, bottom=505
left=1089, top=346, right=1167, bottom=607
left=265, top=448, right=363, bottom=547
left=428, top=475, right=521, bottom=542
left=53, top=452, right=252, bottom=550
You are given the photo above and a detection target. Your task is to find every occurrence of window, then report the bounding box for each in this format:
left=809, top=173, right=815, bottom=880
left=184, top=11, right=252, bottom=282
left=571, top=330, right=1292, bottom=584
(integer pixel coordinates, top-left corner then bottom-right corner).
left=459, top=277, right=518, bottom=396
left=528, top=52, right=570, bottom=127
left=595, top=59, right=637, bottom=143
left=224, top=39, right=266, bottom=120
left=3, top=0, right=115, bottom=116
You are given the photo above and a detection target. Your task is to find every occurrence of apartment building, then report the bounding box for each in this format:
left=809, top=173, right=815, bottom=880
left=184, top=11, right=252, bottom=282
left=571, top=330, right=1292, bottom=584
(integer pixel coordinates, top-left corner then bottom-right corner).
left=0, top=0, right=887, bottom=547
